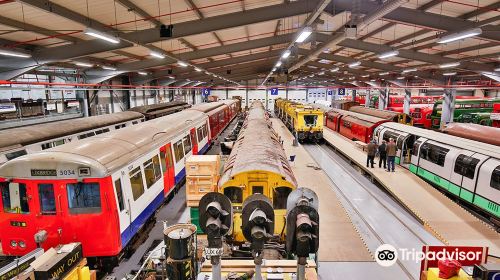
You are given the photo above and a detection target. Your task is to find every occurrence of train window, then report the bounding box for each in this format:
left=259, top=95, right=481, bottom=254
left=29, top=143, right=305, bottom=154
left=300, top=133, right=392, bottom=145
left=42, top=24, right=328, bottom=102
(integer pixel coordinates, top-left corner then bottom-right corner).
left=454, top=155, right=480, bottom=179
left=67, top=183, right=101, bottom=214
left=174, top=140, right=184, bottom=163
left=304, top=115, right=318, bottom=127
left=420, top=143, right=448, bottom=167
left=383, top=131, right=401, bottom=144
left=413, top=141, right=421, bottom=157
left=273, top=187, right=292, bottom=209
left=38, top=184, right=56, bottom=215
left=41, top=142, right=52, bottom=150
left=0, top=182, right=29, bottom=214
left=252, top=186, right=264, bottom=194
left=183, top=136, right=192, bottom=155
left=129, top=167, right=145, bottom=200
left=490, top=166, right=500, bottom=191
left=159, top=151, right=167, bottom=173
left=143, top=155, right=162, bottom=188
left=203, top=124, right=208, bottom=138
left=224, top=187, right=242, bottom=203
left=132, top=121, right=139, bottom=125
left=197, top=127, right=203, bottom=142
left=114, top=179, right=125, bottom=211
left=115, top=125, right=121, bottom=130
left=5, top=149, right=27, bottom=160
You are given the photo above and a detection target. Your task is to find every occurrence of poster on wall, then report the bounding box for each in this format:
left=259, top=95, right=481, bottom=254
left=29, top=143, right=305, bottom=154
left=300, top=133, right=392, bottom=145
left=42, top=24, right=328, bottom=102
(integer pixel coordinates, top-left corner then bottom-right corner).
left=0, top=103, right=16, bottom=113
left=49, top=90, right=63, bottom=100
left=46, top=103, right=57, bottom=111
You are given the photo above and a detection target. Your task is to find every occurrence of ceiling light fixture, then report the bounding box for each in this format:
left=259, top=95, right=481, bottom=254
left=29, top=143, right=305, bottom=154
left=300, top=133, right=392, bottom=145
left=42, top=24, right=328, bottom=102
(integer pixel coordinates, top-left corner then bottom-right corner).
left=348, top=61, right=361, bottom=68
left=84, top=28, right=120, bottom=44
left=178, top=61, right=188, bottom=67
left=402, top=68, right=417, bottom=73
left=295, top=27, right=313, bottom=43
left=330, top=67, right=339, bottom=72
left=361, top=74, right=369, bottom=78
left=276, top=61, right=282, bottom=67
left=195, top=67, right=202, bottom=72
left=379, top=72, right=390, bottom=76
left=494, top=67, right=500, bottom=72
left=378, top=50, right=399, bottom=59
left=282, top=50, right=291, bottom=59
left=437, top=28, right=482, bottom=44
left=0, top=48, right=31, bottom=58
left=443, top=72, right=457, bottom=76
left=397, top=76, right=405, bottom=80
left=75, top=62, right=93, bottom=67
left=150, top=51, right=165, bottom=59
left=440, top=62, right=460, bottom=68
left=138, top=71, right=147, bottom=75
left=102, top=65, right=117, bottom=71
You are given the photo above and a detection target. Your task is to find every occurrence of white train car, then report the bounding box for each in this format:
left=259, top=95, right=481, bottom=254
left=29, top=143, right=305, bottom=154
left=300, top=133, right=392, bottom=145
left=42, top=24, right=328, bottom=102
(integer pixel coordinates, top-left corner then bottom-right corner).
left=374, top=122, right=500, bottom=220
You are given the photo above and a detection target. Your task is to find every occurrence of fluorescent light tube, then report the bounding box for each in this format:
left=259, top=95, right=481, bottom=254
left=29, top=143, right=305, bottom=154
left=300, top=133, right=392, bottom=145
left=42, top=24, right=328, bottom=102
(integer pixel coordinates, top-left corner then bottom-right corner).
left=443, top=72, right=456, bottom=76
left=150, top=51, right=165, bottom=59
left=102, top=65, right=117, bottom=71
left=282, top=50, right=291, bottom=59
left=84, top=28, right=120, bottom=44
left=440, top=62, right=460, bottom=68
left=361, top=74, right=369, bottom=78
left=138, top=71, right=147, bottom=75
left=494, top=67, right=500, bottom=72
left=437, top=28, right=482, bottom=44
left=0, top=48, right=31, bottom=58
left=330, top=67, right=339, bottom=72
left=195, top=67, right=202, bottom=72
left=276, top=61, right=282, bottom=67
left=397, top=76, right=405, bottom=80
left=75, top=62, right=93, bottom=67
left=402, top=68, right=417, bottom=73
left=295, top=27, right=312, bottom=43
left=378, top=50, right=399, bottom=59
left=379, top=72, right=390, bottom=76
left=178, top=61, right=188, bottom=67
left=348, top=61, right=361, bottom=68
left=272, top=67, right=277, bottom=72
left=370, top=79, right=376, bottom=82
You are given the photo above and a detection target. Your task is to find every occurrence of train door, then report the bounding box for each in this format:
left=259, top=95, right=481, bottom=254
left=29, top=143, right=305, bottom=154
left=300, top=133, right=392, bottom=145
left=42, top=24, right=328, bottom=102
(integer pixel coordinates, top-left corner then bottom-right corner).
left=112, top=174, right=131, bottom=248
left=34, top=180, right=64, bottom=250
left=399, top=133, right=415, bottom=168
left=160, top=144, right=175, bottom=194
left=190, top=128, right=198, bottom=155
left=450, top=152, right=488, bottom=202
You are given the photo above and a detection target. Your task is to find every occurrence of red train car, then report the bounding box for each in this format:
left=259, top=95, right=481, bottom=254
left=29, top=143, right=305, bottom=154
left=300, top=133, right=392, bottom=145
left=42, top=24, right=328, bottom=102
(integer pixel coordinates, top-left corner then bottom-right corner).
left=325, top=108, right=389, bottom=143
left=390, top=104, right=434, bottom=129
left=492, top=103, right=500, bottom=128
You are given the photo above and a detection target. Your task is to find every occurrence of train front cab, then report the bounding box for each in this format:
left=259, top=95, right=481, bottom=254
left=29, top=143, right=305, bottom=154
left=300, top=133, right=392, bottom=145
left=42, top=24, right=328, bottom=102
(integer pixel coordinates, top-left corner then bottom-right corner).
left=294, top=108, right=324, bottom=142
left=219, top=171, right=295, bottom=242
left=0, top=176, right=121, bottom=259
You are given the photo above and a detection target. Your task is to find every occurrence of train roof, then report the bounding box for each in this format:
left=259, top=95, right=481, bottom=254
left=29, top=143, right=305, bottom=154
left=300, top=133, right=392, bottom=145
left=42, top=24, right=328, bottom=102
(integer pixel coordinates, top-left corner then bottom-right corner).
left=378, top=122, right=500, bottom=156
left=349, top=106, right=400, bottom=120
left=442, top=123, right=500, bottom=147
left=327, top=108, right=386, bottom=124
left=0, top=102, right=227, bottom=179
left=188, top=102, right=224, bottom=113
left=0, top=111, right=144, bottom=152
left=219, top=101, right=297, bottom=187
left=128, top=101, right=189, bottom=114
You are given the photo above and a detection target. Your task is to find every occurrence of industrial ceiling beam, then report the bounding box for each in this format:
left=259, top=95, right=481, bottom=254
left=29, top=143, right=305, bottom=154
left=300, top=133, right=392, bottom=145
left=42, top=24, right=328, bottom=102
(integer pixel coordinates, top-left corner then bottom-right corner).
left=0, top=0, right=320, bottom=80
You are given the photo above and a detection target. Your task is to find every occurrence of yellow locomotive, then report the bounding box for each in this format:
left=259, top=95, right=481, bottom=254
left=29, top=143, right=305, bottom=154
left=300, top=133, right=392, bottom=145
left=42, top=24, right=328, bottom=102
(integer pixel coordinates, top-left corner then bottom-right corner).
left=274, top=98, right=324, bottom=142
left=219, top=101, right=297, bottom=242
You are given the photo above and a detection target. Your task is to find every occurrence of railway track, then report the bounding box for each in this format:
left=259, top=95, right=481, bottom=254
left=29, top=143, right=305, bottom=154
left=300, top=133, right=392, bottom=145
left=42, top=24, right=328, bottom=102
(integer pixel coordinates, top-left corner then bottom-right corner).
left=305, top=143, right=442, bottom=279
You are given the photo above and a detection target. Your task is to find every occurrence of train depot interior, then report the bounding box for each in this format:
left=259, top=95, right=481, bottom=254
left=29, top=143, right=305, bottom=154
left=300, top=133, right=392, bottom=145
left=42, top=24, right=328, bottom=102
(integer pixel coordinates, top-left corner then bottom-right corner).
left=0, top=0, right=500, bottom=280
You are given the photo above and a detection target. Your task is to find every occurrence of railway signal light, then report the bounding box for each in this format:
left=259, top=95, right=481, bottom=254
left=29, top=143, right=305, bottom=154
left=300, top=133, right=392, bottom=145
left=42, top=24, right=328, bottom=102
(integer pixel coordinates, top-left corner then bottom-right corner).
left=241, top=194, right=275, bottom=280
left=199, top=192, right=233, bottom=247
left=286, top=188, right=319, bottom=280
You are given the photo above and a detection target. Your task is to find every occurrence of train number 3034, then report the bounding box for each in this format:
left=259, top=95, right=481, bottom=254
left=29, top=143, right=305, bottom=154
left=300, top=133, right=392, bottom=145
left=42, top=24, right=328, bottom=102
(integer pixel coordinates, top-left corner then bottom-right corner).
left=59, top=169, right=76, bottom=176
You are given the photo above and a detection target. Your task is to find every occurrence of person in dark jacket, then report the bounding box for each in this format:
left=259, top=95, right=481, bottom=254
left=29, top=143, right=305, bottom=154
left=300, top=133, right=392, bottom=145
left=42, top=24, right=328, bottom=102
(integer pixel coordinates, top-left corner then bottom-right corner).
left=366, top=139, right=377, bottom=168
left=387, top=138, right=397, bottom=172
left=378, top=140, right=387, bottom=169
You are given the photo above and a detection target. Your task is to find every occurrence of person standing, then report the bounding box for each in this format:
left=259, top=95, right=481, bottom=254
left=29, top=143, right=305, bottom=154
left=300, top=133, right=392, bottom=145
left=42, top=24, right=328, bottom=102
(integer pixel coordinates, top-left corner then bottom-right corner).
left=378, top=140, right=387, bottom=169
left=366, top=139, right=377, bottom=168
left=387, top=138, right=397, bottom=172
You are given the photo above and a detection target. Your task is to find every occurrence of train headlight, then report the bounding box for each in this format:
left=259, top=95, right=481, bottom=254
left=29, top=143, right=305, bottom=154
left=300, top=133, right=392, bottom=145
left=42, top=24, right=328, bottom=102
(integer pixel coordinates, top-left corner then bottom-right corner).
left=19, top=241, right=26, bottom=248
left=10, top=240, right=17, bottom=247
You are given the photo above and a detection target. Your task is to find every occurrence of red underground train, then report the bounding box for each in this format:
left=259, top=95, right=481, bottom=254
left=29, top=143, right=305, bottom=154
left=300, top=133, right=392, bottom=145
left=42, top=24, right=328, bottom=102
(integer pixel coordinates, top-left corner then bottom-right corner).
left=0, top=100, right=239, bottom=270
left=325, top=108, right=390, bottom=143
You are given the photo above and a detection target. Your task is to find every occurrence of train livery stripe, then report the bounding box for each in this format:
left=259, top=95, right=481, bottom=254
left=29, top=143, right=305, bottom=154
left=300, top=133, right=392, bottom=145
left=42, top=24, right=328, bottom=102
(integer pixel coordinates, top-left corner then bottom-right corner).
left=175, top=168, right=186, bottom=184
left=121, top=190, right=164, bottom=247
left=198, top=143, right=210, bottom=155
left=413, top=165, right=499, bottom=217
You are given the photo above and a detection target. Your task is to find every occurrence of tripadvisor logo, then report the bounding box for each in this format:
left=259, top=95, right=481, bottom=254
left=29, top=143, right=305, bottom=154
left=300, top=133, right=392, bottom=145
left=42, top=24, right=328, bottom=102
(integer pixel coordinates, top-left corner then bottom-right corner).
left=374, top=244, right=484, bottom=267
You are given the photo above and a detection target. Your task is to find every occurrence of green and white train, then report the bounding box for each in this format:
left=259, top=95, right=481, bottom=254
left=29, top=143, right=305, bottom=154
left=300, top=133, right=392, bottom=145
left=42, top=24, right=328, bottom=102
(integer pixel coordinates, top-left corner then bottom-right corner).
left=373, top=122, right=499, bottom=221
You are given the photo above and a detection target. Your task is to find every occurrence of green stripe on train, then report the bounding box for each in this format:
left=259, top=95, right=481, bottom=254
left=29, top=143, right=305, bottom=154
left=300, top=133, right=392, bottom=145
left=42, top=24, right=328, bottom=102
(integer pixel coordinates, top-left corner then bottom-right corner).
left=473, top=195, right=500, bottom=217
left=415, top=167, right=499, bottom=218
left=409, top=164, right=418, bottom=174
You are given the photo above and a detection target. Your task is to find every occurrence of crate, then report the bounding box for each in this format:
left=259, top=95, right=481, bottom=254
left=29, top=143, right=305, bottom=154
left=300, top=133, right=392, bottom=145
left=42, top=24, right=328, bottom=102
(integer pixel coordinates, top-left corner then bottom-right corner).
left=186, top=155, right=220, bottom=177
left=186, top=176, right=218, bottom=207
